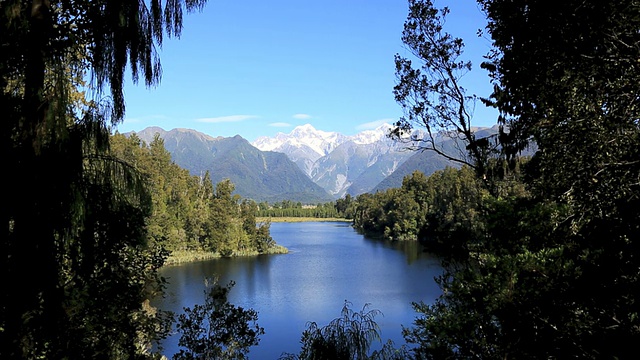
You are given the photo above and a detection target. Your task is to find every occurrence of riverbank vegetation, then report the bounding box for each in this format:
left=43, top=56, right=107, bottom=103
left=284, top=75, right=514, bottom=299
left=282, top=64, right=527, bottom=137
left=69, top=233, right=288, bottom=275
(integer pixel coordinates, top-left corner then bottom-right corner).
left=110, top=133, right=286, bottom=258
left=352, top=161, right=527, bottom=253
left=164, top=245, right=289, bottom=266
left=357, top=0, right=640, bottom=358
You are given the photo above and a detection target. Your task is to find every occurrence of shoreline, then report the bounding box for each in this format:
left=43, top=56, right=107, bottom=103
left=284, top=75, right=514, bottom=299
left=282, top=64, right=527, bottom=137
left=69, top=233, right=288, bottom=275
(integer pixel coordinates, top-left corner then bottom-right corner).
left=163, top=245, right=289, bottom=266
left=163, top=219, right=352, bottom=266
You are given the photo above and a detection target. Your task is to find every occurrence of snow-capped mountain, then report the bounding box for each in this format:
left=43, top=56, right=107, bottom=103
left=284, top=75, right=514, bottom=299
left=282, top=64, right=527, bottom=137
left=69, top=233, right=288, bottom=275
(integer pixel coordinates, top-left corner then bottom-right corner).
left=253, top=124, right=348, bottom=175
left=252, top=123, right=425, bottom=198
left=253, top=124, right=347, bottom=157
left=132, top=127, right=334, bottom=203
left=350, top=123, right=395, bottom=145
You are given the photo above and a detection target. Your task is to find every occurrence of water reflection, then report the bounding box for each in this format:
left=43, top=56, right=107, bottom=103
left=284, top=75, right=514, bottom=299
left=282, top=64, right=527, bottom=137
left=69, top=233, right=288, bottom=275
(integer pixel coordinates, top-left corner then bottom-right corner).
left=154, top=221, right=443, bottom=359
left=361, top=235, right=433, bottom=265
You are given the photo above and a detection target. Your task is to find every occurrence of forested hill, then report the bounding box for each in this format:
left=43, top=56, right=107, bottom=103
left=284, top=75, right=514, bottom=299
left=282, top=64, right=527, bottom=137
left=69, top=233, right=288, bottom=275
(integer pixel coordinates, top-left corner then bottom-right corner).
left=110, top=132, right=286, bottom=257
left=129, top=127, right=334, bottom=203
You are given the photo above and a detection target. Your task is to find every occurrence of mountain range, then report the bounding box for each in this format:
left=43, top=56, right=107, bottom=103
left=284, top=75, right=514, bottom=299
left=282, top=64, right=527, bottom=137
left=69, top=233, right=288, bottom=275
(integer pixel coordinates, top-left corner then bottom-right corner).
left=132, top=127, right=333, bottom=203
left=253, top=124, right=431, bottom=197
left=130, top=124, right=501, bottom=203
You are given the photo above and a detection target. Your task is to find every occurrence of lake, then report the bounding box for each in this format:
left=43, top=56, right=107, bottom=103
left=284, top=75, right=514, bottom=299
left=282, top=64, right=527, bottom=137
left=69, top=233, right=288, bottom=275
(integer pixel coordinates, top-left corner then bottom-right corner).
left=153, top=221, right=444, bottom=359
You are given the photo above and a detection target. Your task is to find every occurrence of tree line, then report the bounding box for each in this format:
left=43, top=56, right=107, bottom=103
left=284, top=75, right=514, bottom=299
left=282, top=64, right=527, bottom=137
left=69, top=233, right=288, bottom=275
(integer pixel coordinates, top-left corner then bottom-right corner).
left=256, top=197, right=354, bottom=219
left=351, top=159, right=527, bottom=252
left=362, top=0, right=640, bottom=358
left=111, top=132, right=280, bottom=257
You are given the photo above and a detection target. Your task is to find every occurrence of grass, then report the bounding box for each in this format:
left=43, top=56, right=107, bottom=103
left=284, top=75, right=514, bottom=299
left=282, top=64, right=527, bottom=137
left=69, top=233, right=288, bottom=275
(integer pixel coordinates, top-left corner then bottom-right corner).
left=164, top=245, right=289, bottom=266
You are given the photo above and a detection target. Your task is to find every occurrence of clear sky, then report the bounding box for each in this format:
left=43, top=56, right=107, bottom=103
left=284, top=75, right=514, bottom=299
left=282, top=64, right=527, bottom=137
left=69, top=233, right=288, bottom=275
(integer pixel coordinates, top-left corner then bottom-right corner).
left=115, top=0, right=497, bottom=143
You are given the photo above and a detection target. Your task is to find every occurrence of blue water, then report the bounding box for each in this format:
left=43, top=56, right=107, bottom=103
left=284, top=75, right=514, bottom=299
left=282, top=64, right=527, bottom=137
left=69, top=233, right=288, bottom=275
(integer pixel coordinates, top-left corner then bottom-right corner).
left=153, top=221, right=443, bottom=359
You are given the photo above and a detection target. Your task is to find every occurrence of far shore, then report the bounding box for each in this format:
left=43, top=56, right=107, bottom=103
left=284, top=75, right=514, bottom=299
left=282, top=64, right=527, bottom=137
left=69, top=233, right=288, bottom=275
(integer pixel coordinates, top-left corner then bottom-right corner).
left=163, top=218, right=352, bottom=266
left=257, top=217, right=352, bottom=223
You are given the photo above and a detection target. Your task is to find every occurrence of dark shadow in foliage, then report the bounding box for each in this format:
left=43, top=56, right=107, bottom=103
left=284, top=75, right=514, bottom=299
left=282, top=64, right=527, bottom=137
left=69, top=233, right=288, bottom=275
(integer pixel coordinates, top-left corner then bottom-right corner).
left=173, top=278, right=264, bottom=360
left=279, top=301, right=409, bottom=360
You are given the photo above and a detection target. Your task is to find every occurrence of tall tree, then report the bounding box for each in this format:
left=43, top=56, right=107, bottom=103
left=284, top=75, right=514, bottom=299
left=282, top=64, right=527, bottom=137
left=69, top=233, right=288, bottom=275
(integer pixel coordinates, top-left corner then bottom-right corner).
left=402, top=1, right=640, bottom=358
left=1, top=0, right=208, bottom=358
left=393, top=0, right=500, bottom=181
left=480, top=0, right=640, bottom=355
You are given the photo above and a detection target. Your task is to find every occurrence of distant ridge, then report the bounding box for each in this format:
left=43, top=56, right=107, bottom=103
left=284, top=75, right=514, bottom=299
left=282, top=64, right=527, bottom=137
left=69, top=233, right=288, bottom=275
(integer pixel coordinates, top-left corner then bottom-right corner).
left=126, top=124, right=505, bottom=202
left=253, top=123, right=426, bottom=198
left=130, top=127, right=334, bottom=203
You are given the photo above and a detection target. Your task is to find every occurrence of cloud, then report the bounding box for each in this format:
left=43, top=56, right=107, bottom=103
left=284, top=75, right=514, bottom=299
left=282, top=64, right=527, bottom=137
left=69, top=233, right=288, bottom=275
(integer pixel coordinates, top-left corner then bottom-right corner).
left=355, top=118, right=395, bottom=131
left=196, top=115, right=259, bottom=123
left=269, top=122, right=291, bottom=127
left=292, top=113, right=312, bottom=120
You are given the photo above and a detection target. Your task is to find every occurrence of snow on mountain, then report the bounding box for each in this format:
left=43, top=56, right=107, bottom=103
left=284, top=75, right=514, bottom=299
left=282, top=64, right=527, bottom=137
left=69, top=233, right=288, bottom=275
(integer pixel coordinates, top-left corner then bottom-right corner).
left=252, top=123, right=426, bottom=198
left=251, top=123, right=503, bottom=198
left=253, top=124, right=347, bottom=159
left=252, top=123, right=405, bottom=155
left=351, top=123, right=395, bottom=145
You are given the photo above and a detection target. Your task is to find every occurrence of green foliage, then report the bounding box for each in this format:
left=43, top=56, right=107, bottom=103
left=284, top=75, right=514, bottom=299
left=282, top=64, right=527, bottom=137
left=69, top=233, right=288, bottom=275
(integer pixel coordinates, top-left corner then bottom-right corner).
left=1, top=90, right=175, bottom=358
left=396, top=0, right=640, bottom=358
left=352, top=167, right=490, bottom=255
left=1, top=0, right=210, bottom=357
left=393, top=0, right=500, bottom=180
left=110, top=133, right=281, bottom=256
left=335, top=194, right=356, bottom=219
left=280, top=301, right=409, bottom=360
left=174, top=278, right=264, bottom=360
left=403, top=197, right=574, bottom=358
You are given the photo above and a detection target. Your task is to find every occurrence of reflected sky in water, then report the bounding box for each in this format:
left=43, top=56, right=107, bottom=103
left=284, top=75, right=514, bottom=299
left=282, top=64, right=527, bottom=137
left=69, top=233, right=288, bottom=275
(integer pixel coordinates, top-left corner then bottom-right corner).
left=154, top=221, right=443, bottom=359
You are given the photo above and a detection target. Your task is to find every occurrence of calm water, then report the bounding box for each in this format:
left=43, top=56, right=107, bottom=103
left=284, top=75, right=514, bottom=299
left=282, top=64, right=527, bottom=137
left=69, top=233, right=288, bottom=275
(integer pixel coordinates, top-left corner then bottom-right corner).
left=153, top=221, right=443, bottom=359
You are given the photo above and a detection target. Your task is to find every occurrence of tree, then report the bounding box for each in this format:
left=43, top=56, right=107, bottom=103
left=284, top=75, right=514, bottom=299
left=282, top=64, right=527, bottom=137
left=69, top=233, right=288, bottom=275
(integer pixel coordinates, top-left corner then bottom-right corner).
left=253, top=220, right=276, bottom=254
left=280, top=301, right=408, bottom=360
left=208, top=179, right=239, bottom=255
left=173, top=278, right=264, bottom=360
left=478, top=0, right=640, bottom=355
left=1, top=0, right=209, bottom=358
left=335, top=194, right=355, bottom=219
left=393, top=0, right=499, bottom=181
left=481, top=0, right=640, bottom=215
left=401, top=1, right=640, bottom=358
left=109, top=134, right=280, bottom=256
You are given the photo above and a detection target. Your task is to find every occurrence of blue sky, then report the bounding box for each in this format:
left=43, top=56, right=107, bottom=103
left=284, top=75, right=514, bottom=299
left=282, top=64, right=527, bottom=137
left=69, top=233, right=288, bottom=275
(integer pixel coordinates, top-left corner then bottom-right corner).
left=116, top=0, right=497, bottom=142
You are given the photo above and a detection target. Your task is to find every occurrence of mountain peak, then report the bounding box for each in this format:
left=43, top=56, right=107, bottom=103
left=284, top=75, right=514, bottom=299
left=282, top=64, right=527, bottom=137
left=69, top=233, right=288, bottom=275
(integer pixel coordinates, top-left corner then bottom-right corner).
left=295, top=123, right=316, bottom=132
left=253, top=123, right=346, bottom=159
left=290, top=123, right=337, bottom=139
left=132, top=127, right=333, bottom=203
left=350, top=123, right=394, bottom=145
